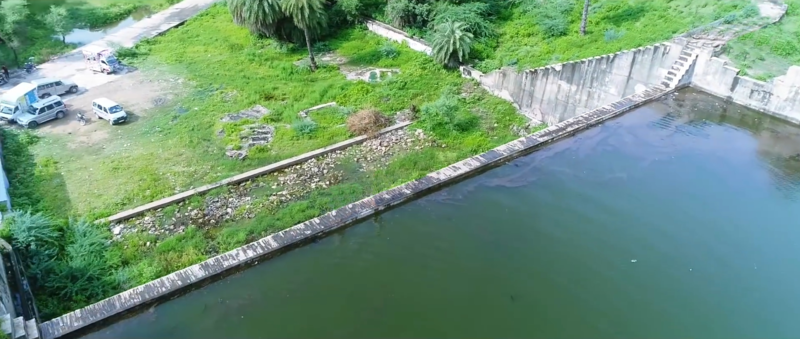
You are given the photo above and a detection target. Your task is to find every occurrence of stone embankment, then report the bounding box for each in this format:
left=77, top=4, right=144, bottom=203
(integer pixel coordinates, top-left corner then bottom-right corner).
left=110, top=128, right=437, bottom=242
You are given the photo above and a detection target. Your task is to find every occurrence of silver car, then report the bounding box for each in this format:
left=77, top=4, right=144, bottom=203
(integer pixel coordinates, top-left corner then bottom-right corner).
left=16, top=96, right=68, bottom=128
left=31, top=78, right=78, bottom=99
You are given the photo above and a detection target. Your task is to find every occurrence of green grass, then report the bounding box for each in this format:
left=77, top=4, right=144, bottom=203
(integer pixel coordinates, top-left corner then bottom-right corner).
left=17, top=4, right=527, bottom=221
left=725, top=0, right=800, bottom=80
left=475, top=0, right=754, bottom=71
left=4, top=4, right=535, bottom=318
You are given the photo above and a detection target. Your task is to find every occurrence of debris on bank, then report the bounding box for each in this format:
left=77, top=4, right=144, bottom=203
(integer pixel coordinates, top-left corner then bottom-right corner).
left=109, top=128, right=435, bottom=243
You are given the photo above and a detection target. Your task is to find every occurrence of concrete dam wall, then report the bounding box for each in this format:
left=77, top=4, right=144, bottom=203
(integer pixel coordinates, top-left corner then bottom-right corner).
left=691, top=48, right=800, bottom=125
left=461, top=43, right=684, bottom=125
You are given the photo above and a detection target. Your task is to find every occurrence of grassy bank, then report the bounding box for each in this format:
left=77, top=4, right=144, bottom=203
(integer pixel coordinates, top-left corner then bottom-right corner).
left=477, top=0, right=754, bottom=71
left=3, top=4, right=533, bottom=318
left=17, top=4, right=523, bottom=220
left=724, top=0, right=800, bottom=80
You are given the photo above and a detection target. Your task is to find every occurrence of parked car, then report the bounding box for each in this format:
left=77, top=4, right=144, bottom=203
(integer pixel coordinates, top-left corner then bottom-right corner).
left=0, top=82, right=38, bottom=123
left=16, top=96, right=67, bottom=129
left=92, top=98, right=128, bottom=125
left=31, top=78, right=78, bottom=99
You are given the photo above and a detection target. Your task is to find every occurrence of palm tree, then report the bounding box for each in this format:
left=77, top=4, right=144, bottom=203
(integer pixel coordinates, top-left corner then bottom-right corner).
left=431, top=21, right=473, bottom=68
left=281, top=0, right=327, bottom=71
left=228, top=0, right=285, bottom=37
left=580, top=0, right=590, bottom=36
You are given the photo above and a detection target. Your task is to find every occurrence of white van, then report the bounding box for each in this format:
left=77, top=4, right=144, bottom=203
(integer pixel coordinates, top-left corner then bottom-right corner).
left=92, top=98, right=128, bottom=125
left=0, top=82, right=38, bottom=123
left=31, top=78, right=78, bottom=99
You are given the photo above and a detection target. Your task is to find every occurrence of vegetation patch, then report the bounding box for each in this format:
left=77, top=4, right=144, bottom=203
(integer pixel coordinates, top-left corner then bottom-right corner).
left=3, top=2, right=532, bottom=319
left=725, top=0, right=800, bottom=80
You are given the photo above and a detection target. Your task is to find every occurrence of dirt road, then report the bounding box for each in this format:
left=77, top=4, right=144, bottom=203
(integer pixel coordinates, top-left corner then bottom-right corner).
left=0, top=0, right=217, bottom=93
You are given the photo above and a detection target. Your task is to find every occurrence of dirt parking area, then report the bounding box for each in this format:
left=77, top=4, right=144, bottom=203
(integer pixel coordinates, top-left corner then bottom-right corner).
left=33, top=71, right=177, bottom=146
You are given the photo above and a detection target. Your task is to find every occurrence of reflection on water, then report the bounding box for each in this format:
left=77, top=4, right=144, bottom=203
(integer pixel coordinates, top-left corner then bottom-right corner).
left=59, top=7, right=153, bottom=45
left=78, top=89, right=800, bottom=339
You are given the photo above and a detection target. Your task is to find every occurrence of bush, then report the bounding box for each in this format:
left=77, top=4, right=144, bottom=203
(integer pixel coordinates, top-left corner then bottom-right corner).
left=292, top=120, right=318, bottom=136
left=740, top=4, right=761, bottom=19
left=540, top=17, right=570, bottom=38
left=346, top=108, right=391, bottom=136
left=604, top=29, right=625, bottom=42
left=723, top=13, right=738, bottom=24
left=430, top=2, right=494, bottom=38
left=379, top=42, right=399, bottom=59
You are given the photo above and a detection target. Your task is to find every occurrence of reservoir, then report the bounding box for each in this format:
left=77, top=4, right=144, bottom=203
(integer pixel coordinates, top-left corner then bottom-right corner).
left=79, top=89, right=800, bottom=339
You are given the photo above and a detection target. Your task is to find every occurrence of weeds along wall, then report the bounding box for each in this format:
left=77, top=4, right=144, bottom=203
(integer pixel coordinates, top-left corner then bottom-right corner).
left=461, top=43, right=684, bottom=125
left=691, top=48, right=800, bottom=124
left=365, top=20, right=432, bottom=55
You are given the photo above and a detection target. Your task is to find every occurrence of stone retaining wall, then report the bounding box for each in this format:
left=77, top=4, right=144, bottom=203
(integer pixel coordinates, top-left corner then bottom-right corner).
left=365, top=20, right=432, bottom=55
left=691, top=48, right=800, bottom=124
left=40, top=84, right=677, bottom=339
left=462, top=43, right=684, bottom=125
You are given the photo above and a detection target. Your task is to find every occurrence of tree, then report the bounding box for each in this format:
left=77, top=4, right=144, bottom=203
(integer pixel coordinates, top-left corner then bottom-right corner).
left=580, top=0, right=590, bottom=36
left=0, top=0, right=29, bottom=67
left=431, top=21, right=472, bottom=68
left=281, top=0, right=327, bottom=71
left=45, top=5, right=71, bottom=44
left=228, top=0, right=285, bottom=38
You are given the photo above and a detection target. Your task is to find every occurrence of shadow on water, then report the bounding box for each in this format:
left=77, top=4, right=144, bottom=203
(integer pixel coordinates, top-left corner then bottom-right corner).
left=663, top=88, right=800, bottom=197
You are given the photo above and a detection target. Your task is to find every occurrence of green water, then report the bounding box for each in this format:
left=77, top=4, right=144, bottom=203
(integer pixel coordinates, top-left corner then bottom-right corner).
left=80, top=89, right=800, bottom=339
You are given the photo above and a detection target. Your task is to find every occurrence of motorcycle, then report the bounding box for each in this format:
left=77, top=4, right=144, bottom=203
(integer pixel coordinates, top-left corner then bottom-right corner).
left=76, top=112, right=87, bottom=126
left=24, top=57, right=35, bottom=74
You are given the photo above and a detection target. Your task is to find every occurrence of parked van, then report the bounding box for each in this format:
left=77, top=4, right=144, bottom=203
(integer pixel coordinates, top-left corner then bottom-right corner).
left=0, top=82, right=38, bottom=123
left=16, top=96, right=67, bottom=129
left=92, top=98, right=128, bottom=125
left=31, top=78, right=78, bottom=99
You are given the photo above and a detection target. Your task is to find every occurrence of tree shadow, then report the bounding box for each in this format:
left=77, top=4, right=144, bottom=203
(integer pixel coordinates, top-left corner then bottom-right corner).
left=601, top=3, right=650, bottom=27
left=0, top=129, right=72, bottom=218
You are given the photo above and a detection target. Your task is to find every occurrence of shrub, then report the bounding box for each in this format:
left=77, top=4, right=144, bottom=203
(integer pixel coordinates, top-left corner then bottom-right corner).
left=292, top=119, right=318, bottom=136
left=740, top=4, right=761, bottom=19
left=3, top=211, right=60, bottom=282
left=723, top=13, right=738, bottom=24
left=519, top=0, right=576, bottom=38
left=540, top=17, right=570, bottom=38
left=379, top=42, right=399, bottom=59
left=430, top=2, right=494, bottom=38
left=604, top=29, right=625, bottom=41
left=347, top=108, right=391, bottom=136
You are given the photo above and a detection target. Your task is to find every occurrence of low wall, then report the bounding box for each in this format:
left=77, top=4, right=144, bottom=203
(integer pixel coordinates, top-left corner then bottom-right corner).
left=462, top=43, right=684, bottom=125
left=39, top=84, right=676, bottom=339
left=365, top=20, right=432, bottom=55
left=691, top=48, right=800, bottom=124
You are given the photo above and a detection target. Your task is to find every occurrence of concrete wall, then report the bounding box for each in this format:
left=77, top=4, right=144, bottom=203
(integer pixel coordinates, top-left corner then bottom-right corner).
left=462, top=43, right=683, bottom=125
left=691, top=48, right=800, bottom=124
left=39, top=84, right=676, bottom=339
left=365, top=20, right=432, bottom=55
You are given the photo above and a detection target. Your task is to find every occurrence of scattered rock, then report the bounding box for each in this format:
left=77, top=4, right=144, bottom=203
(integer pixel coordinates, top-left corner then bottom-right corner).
left=220, top=105, right=271, bottom=123
left=111, top=128, right=434, bottom=242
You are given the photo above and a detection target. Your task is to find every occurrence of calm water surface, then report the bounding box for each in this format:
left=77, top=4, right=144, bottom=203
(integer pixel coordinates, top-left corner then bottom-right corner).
left=81, top=89, right=800, bottom=339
